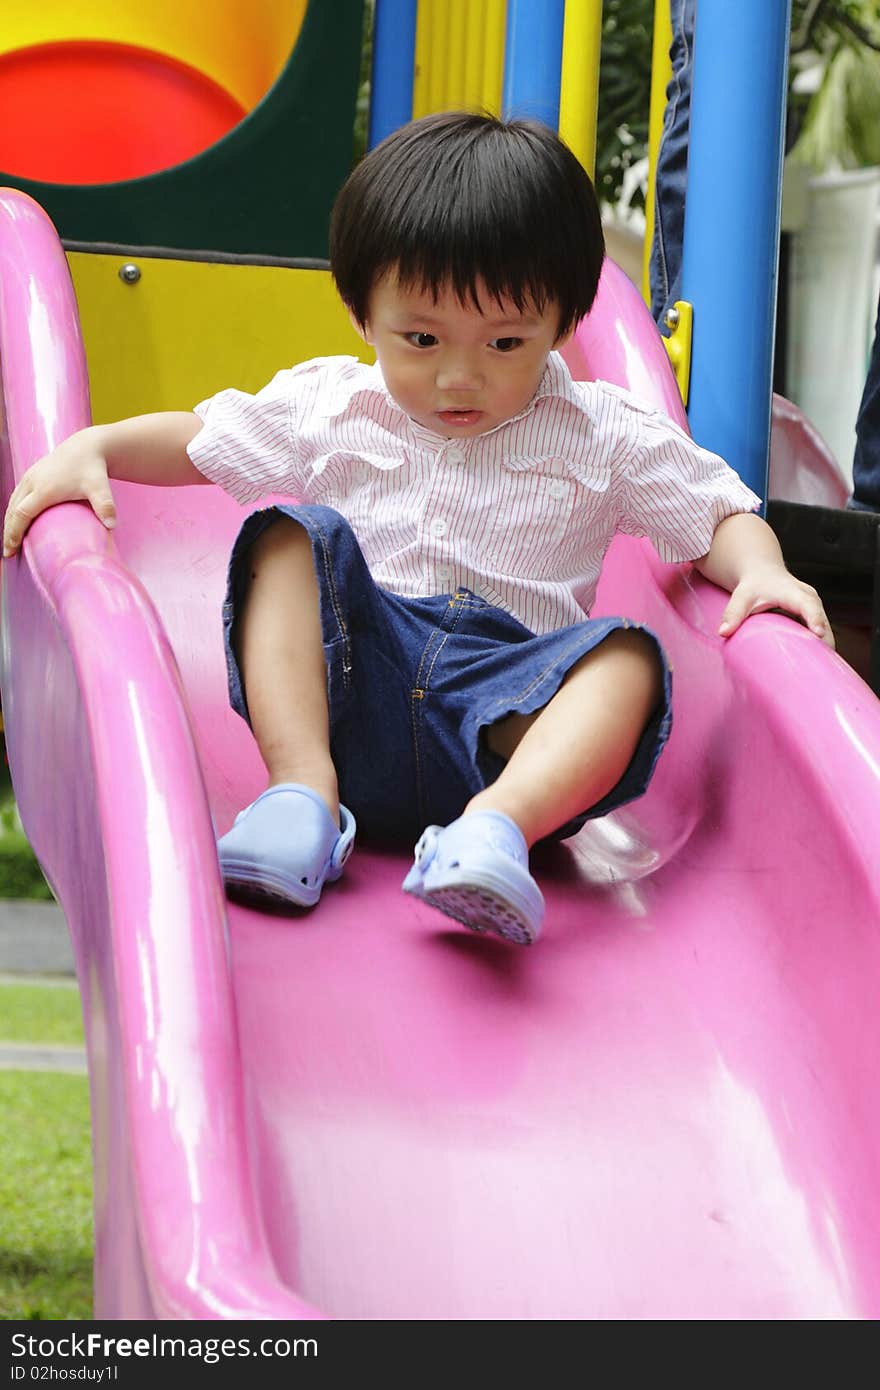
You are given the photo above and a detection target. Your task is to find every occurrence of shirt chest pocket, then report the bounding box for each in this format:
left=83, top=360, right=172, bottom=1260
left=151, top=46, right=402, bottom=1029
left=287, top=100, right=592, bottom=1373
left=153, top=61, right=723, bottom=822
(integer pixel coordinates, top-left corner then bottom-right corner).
left=484, top=456, right=600, bottom=578
left=308, top=449, right=407, bottom=505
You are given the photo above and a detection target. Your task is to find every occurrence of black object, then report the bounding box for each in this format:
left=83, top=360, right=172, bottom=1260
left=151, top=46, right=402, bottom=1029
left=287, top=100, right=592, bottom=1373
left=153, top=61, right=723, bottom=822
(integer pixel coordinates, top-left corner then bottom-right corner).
left=767, top=499, right=880, bottom=695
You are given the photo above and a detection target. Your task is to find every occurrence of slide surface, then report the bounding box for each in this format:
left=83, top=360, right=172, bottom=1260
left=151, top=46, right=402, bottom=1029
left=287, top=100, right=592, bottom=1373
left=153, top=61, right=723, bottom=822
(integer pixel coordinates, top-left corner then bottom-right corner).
left=3, top=190, right=880, bottom=1320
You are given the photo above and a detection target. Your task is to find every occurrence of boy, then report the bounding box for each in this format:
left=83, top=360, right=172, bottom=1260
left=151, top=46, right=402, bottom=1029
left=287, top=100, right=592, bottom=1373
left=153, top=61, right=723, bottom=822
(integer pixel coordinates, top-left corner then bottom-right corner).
left=2, top=113, right=832, bottom=946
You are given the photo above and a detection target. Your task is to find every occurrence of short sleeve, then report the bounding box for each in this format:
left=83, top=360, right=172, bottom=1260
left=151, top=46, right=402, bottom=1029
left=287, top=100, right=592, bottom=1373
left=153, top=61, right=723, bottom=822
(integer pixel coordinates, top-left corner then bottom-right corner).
left=187, top=369, right=304, bottom=504
left=613, top=404, right=761, bottom=562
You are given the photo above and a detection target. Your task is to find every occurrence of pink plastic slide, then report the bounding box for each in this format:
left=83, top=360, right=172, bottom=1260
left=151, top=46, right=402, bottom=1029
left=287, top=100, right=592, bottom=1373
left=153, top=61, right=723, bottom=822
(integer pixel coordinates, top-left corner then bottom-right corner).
left=3, top=189, right=880, bottom=1320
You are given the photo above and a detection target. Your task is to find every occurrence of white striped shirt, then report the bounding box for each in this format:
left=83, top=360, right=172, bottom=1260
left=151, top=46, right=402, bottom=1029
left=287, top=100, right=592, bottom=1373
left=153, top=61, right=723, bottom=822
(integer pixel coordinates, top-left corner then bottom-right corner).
left=188, top=352, right=760, bottom=635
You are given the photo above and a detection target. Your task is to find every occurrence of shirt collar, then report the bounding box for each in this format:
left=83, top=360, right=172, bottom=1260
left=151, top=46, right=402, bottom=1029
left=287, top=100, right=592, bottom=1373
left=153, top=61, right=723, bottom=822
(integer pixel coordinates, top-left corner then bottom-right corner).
left=535, top=350, right=583, bottom=407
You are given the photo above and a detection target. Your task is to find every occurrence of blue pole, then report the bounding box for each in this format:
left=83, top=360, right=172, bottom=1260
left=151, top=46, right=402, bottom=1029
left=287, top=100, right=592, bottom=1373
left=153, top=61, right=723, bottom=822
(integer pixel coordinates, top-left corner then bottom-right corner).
left=680, top=0, right=792, bottom=504
left=502, top=0, right=565, bottom=128
left=368, top=0, right=418, bottom=148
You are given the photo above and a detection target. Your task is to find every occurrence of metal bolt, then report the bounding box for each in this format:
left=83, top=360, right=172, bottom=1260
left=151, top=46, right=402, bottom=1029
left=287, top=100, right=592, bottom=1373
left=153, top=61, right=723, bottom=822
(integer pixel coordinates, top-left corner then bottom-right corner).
left=118, top=263, right=141, bottom=285
left=665, top=306, right=680, bottom=330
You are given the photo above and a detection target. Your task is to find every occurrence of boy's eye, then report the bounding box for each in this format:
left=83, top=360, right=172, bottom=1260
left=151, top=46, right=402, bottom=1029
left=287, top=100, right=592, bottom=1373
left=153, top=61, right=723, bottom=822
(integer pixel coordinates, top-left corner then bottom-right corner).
left=406, top=332, right=438, bottom=348
left=490, top=337, right=522, bottom=352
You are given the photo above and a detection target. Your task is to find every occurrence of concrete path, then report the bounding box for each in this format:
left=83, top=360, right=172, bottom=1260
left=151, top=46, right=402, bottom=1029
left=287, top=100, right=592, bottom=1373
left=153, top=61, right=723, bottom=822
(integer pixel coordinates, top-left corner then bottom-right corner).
left=0, top=898, right=85, bottom=1072
left=0, top=897, right=74, bottom=975
left=0, top=1041, right=87, bottom=1074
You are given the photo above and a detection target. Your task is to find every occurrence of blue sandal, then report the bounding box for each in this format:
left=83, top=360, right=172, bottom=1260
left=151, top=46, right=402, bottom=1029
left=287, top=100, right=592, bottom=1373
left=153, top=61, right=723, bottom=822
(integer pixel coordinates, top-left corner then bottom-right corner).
left=402, top=810, right=544, bottom=945
left=217, top=783, right=356, bottom=908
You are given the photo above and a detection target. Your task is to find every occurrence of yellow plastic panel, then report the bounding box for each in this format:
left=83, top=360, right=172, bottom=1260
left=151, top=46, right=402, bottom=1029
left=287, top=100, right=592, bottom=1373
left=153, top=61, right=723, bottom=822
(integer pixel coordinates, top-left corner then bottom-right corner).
left=415, top=0, right=505, bottom=119
left=414, top=0, right=452, bottom=116
left=481, top=0, right=506, bottom=116
left=462, top=1, right=487, bottom=110
left=428, top=0, right=450, bottom=111
left=642, top=0, right=674, bottom=303
left=413, top=0, right=431, bottom=118
left=0, top=1, right=305, bottom=110
left=559, top=0, right=602, bottom=176
left=445, top=0, right=468, bottom=108
left=68, top=252, right=371, bottom=424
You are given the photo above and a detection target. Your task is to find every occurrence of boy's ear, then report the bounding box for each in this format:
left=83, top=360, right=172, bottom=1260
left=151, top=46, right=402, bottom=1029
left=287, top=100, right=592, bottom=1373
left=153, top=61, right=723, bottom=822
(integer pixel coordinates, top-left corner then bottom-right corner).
left=553, top=326, right=575, bottom=349
left=348, top=308, right=372, bottom=344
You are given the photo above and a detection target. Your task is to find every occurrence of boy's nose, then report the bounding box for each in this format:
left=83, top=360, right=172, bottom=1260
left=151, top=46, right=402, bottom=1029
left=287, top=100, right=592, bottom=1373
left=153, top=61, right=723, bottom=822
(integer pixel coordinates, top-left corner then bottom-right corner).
left=436, top=357, right=483, bottom=392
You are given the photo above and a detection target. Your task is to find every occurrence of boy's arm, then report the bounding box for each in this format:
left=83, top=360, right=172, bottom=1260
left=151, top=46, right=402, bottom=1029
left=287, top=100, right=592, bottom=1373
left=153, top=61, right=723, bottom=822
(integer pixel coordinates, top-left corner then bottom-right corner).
left=3, top=412, right=208, bottom=557
left=694, top=511, right=834, bottom=647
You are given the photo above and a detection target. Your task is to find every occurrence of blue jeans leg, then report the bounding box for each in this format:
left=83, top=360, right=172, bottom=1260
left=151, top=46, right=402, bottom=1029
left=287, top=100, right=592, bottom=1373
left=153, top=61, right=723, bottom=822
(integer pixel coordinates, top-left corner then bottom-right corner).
left=649, top=0, right=697, bottom=328
left=850, top=288, right=880, bottom=512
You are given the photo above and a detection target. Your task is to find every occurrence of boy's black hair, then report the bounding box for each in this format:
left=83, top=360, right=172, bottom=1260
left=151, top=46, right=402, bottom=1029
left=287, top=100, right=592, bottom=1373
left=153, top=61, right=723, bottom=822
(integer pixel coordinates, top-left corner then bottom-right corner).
left=330, top=111, right=605, bottom=339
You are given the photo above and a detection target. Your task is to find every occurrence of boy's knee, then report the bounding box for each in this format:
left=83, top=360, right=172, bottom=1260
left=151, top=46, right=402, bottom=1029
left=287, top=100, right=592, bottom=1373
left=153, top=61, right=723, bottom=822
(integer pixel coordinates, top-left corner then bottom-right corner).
left=605, top=628, right=664, bottom=704
left=607, top=625, right=659, bottom=660
left=250, top=514, right=308, bottom=561
left=246, top=516, right=312, bottom=583
left=570, top=627, right=663, bottom=704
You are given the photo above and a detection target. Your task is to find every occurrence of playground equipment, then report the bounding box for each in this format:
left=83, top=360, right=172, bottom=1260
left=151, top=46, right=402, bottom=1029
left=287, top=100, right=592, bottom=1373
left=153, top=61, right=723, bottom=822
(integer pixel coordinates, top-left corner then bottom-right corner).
left=1, top=0, right=880, bottom=1319
left=0, top=1, right=364, bottom=257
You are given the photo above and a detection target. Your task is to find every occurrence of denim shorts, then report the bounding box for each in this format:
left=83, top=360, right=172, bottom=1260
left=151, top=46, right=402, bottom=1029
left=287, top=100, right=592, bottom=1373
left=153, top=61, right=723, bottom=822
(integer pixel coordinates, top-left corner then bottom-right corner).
left=223, top=505, right=673, bottom=844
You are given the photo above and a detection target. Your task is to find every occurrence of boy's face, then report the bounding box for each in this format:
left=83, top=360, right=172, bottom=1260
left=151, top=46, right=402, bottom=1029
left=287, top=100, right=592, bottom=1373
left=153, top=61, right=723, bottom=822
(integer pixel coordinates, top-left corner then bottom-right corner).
left=356, top=275, right=569, bottom=438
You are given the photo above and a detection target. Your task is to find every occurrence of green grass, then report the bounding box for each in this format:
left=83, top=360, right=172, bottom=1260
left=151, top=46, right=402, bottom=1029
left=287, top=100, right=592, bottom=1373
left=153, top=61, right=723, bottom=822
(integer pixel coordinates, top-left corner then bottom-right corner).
left=0, top=981, right=84, bottom=1045
left=0, top=983, right=93, bottom=1320
left=0, top=736, right=94, bottom=1319
left=0, top=1071, right=93, bottom=1319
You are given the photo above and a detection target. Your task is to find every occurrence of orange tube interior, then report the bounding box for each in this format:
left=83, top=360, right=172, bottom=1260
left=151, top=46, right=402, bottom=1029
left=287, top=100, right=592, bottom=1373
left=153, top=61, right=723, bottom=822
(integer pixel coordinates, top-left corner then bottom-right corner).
left=0, top=3, right=305, bottom=184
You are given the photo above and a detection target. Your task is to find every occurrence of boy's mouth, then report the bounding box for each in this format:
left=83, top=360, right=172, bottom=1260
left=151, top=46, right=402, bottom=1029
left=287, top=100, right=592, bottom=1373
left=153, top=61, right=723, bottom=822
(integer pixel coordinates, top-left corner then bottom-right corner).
left=436, top=409, right=484, bottom=427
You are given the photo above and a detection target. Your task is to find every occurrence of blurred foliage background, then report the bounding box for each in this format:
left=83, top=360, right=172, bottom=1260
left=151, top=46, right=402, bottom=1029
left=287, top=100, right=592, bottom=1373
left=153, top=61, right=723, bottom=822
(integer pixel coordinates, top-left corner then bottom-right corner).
left=596, top=0, right=880, bottom=215
left=0, top=751, right=52, bottom=899
left=787, top=0, right=880, bottom=172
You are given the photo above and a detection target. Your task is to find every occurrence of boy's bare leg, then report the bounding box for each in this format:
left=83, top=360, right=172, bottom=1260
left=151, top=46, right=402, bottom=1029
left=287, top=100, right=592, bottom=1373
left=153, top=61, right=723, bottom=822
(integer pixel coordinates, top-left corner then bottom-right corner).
left=235, top=518, right=340, bottom=825
left=466, top=630, right=662, bottom=846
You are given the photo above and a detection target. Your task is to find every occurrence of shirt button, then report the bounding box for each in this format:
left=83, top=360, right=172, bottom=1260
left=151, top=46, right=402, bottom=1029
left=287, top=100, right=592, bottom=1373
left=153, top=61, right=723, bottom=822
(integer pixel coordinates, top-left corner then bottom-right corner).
left=429, top=518, right=448, bottom=537
left=548, top=479, right=568, bottom=499
left=446, top=448, right=466, bottom=466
